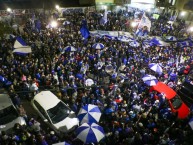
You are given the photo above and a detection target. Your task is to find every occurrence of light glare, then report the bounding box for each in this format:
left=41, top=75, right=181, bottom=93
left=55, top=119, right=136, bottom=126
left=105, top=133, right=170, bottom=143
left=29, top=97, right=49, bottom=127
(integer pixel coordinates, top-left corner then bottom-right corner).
left=51, top=21, right=58, bottom=28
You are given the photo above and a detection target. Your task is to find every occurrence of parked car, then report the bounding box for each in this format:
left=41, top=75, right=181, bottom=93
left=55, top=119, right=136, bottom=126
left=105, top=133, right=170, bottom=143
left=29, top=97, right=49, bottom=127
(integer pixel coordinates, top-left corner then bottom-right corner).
left=177, top=81, right=193, bottom=107
left=0, top=94, right=26, bottom=133
left=31, top=91, right=79, bottom=135
left=150, top=82, right=190, bottom=119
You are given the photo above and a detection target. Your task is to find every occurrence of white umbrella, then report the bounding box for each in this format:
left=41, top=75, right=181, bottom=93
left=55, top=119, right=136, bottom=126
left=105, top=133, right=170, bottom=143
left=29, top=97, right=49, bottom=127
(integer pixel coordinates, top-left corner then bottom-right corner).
left=92, top=43, right=105, bottom=50
left=63, top=46, right=77, bottom=52
left=78, top=104, right=101, bottom=124
left=149, top=63, right=163, bottom=74
left=76, top=123, right=105, bottom=144
left=85, top=79, right=94, bottom=86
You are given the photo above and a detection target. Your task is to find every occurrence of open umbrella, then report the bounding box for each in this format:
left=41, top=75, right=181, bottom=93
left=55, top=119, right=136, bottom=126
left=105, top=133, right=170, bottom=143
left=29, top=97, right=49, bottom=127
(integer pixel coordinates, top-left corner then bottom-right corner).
left=85, top=79, right=94, bottom=86
left=63, top=46, right=77, bottom=52
left=52, top=142, right=71, bottom=145
left=76, top=123, right=105, bottom=144
left=149, top=63, right=163, bottom=74
left=92, top=43, right=105, bottom=50
left=78, top=104, right=101, bottom=124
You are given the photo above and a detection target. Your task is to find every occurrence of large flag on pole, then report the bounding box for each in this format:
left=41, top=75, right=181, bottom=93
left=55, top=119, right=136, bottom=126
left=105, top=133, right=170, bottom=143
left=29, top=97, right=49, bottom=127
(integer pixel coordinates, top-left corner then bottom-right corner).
left=136, top=13, right=151, bottom=36
left=80, top=20, right=90, bottom=39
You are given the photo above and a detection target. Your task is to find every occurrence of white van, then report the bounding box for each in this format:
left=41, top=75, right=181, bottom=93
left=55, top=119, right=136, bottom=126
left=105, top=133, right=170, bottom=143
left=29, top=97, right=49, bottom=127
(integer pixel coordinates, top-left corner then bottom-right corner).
left=0, top=94, right=26, bottom=133
left=31, top=91, right=79, bottom=135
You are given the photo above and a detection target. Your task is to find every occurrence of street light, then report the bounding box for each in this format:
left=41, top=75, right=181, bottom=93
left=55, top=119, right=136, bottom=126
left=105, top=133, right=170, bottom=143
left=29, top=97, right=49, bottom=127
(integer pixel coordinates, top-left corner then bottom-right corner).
left=55, top=5, right=60, bottom=10
left=180, top=11, right=186, bottom=17
left=189, top=27, right=193, bottom=32
left=7, top=8, right=11, bottom=12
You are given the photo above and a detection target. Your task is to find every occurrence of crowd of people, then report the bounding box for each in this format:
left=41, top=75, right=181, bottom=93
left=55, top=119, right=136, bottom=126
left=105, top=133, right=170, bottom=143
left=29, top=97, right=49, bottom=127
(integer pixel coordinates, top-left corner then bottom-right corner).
left=1, top=7, right=193, bottom=145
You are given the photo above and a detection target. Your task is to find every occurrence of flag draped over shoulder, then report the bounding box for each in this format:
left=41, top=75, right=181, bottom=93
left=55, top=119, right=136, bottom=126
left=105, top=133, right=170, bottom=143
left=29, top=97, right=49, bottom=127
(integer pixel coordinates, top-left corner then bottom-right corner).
left=136, top=13, right=151, bottom=37
left=80, top=20, right=90, bottom=39
left=13, top=37, right=32, bottom=54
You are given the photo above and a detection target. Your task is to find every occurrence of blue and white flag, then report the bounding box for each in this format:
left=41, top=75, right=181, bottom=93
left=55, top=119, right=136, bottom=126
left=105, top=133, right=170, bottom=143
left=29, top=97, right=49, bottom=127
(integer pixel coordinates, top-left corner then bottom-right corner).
left=14, top=37, right=27, bottom=48
left=136, top=13, right=151, bottom=32
left=13, top=37, right=31, bottom=54
left=80, top=20, right=90, bottom=39
left=100, top=9, right=108, bottom=25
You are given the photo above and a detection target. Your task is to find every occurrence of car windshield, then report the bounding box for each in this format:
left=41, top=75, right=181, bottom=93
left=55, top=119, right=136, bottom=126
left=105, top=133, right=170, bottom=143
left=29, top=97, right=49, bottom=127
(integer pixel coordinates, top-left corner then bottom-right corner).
left=0, top=105, right=19, bottom=125
left=47, top=102, right=71, bottom=124
left=170, top=95, right=183, bottom=110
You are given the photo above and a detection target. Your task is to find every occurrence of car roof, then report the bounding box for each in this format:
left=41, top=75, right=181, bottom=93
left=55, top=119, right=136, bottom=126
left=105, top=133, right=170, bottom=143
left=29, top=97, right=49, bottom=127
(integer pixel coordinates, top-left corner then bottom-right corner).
left=177, top=102, right=190, bottom=119
left=182, top=82, right=193, bottom=92
left=0, top=94, right=12, bottom=109
left=33, top=91, right=60, bottom=111
left=150, top=82, right=176, bottom=99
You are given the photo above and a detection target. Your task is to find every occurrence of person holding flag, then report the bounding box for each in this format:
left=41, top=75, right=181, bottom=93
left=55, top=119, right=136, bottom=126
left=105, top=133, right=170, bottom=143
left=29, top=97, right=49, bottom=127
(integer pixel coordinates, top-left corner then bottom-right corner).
left=80, top=19, right=90, bottom=39
left=136, top=13, right=151, bottom=37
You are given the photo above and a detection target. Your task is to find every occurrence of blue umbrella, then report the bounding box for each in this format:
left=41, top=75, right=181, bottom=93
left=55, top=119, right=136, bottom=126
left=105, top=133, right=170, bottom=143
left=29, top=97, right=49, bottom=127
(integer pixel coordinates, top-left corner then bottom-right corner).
left=92, top=43, right=105, bottom=50
left=78, top=104, right=101, bottom=124
left=76, top=123, right=105, bottom=144
left=148, top=63, right=163, bottom=74
left=165, top=36, right=177, bottom=42
left=63, top=46, right=77, bottom=52
left=52, top=141, right=71, bottom=145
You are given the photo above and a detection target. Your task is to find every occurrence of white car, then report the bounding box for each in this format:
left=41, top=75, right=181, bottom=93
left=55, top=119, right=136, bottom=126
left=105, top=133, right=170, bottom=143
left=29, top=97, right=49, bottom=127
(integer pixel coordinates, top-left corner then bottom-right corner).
left=0, top=94, right=26, bottom=133
left=31, top=91, right=79, bottom=134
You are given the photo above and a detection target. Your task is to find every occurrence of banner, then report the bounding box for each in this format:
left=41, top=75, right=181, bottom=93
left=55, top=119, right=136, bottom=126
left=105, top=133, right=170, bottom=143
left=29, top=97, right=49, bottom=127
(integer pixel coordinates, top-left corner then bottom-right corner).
left=90, top=30, right=133, bottom=39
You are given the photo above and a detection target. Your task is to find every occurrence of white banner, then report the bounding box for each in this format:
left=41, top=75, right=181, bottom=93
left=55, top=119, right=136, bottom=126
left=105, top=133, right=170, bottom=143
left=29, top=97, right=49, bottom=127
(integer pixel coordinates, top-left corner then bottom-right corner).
left=90, top=30, right=133, bottom=38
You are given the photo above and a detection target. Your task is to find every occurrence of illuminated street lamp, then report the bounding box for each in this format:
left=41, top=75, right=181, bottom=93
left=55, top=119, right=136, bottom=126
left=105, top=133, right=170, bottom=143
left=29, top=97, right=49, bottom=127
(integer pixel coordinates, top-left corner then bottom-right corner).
left=55, top=5, right=60, bottom=10
left=180, top=11, right=186, bottom=17
left=189, top=27, right=193, bottom=32
left=7, top=8, right=12, bottom=12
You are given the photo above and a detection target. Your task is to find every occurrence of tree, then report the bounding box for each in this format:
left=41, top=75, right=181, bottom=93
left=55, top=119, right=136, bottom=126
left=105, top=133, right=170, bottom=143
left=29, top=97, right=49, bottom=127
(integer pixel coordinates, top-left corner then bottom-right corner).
left=0, top=22, right=14, bottom=38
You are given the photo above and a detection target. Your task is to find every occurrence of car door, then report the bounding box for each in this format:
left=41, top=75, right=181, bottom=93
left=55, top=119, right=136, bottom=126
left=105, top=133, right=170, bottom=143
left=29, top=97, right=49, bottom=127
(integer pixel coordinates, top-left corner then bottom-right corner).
left=33, top=100, right=51, bottom=123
